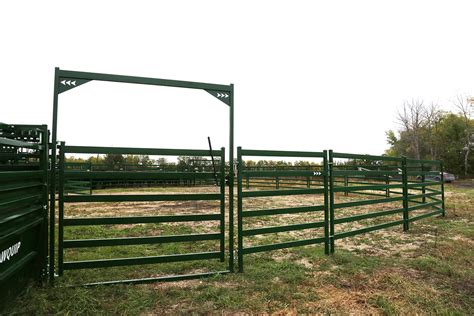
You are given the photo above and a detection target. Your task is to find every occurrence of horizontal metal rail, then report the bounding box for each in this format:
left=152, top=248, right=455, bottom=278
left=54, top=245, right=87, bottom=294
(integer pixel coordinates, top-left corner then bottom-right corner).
left=64, top=145, right=221, bottom=156
left=406, top=171, right=441, bottom=176
left=407, top=192, right=441, bottom=200
left=65, top=171, right=219, bottom=180
left=332, top=170, right=400, bottom=176
left=0, top=194, right=43, bottom=210
left=408, top=209, right=443, bottom=222
left=63, top=251, right=222, bottom=270
left=240, top=149, right=325, bottom=158
left=59, top=69, right=231, bottom=92
left=407, top=200, right=442, bottom=211
left=0, top=171, right=42, bottom=180
left=0, top=217, right=44, bottom=243
left=333, top=207, right=404, bottom=224
left=406, top=158, right=442, bottom=164
left=334, top=219, right=405, bottom=240
left=0, top=205, right=43, bottom=225
left=80, top=270, right=230, bottom=287
left=0, top=137, right=42, bottom=149
left=242, top=237, right=326, bottom=254
left=0, top=181, right=43, bottom=193
left=242, top=170, right=324, bottom=177
left=242, top=221, right=325, bottom=236
left=334, top=196, right=404, bottom=209
left=407, top=181, right=442, bottom=188
left=424, top=188, right=442, bottom=194
left=63, top=193, right=221, bottom=203
left=241, top=188, right=324, bottom=198
left=63, top=213, right=221, bottom=226
left=63, top=233, right=221, bottom=248
left=243, top=205, right=325, bottom=217
left=332, top=152, right=403, bottom=162
left=332, top=183, right=403, bottom=193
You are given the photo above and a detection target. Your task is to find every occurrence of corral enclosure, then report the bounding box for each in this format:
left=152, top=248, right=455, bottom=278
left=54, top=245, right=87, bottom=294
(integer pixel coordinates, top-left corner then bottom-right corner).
left=0, top=69, right=450, bottom=311
left=51, top=145, right=445, bottom=285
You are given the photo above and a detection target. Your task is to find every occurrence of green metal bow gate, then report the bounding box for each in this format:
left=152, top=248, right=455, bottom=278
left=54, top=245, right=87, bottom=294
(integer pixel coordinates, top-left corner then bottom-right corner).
left=49, top=68, right=236, bottom=285
left=237, top=148, right=330, bottom=272
left=56, top=143, right=229, bottom=285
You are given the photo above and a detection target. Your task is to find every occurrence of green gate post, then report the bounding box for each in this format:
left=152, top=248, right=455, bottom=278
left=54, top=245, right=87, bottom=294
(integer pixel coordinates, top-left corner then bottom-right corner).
left=219, top=148, right=226, bottom=262
left=58, top=142, right=65, bottom=276
left=50, top=67, right=60, bottom=282
left=344, top=175, right=348, bottom=197
left=229, top=83, right=235, bottom=273
left=276, top=175, right=280, bottom=189
left=402, top=156, right=409, bottom=231
left=323, top=150, right=330, bottom=255
left=89, top=160, right=93, bottom=195
left=421, top=163, right=426, bottom=204
left=237, top=147, right=243, bottom=272
left=40, top=125, right=49, bottom=280
left=328, top=150, right=335, bottom=253
left=440, top=161, right=445, bottom=217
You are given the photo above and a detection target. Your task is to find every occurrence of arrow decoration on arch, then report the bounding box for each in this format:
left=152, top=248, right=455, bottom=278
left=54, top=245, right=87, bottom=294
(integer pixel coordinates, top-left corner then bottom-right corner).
left=205, top=90, right=231, bottom=106
left=58, top=78, right=92, bottom=94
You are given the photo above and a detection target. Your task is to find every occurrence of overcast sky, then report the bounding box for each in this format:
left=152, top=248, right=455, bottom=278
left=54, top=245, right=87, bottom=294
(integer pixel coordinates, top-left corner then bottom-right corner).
left=1, top=1, right=473, bottom=157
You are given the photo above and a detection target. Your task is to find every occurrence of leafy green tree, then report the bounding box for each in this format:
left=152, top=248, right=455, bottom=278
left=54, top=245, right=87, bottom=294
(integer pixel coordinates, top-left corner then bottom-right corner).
left=386, top=107, right=474, bottom=176
left=104, top=154, right=125, bottom=170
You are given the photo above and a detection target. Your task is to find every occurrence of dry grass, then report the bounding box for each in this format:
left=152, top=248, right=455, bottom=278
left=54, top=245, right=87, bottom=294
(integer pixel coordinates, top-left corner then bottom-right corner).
left=4, top=182, right=474, bottom=314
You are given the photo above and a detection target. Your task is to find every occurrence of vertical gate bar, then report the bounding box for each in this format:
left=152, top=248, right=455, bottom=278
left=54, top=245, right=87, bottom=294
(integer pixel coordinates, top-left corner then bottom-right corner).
left=323, top=150, right=330, bottom=255
left=237, top=147, right=244, bottom=272
left=58, top=142, right=65, bottom=276
left=89, top=160, right=93, bottom=195
left=219, top=148, right=226, bottom=262
left=276, top=175, right=279, bottom=189
left=421, top=163, right=426, bottom=203
left=41, top=125, right=49, bottom=280
left=402, top=156, right=409, bottom=231
left=246, top=175, right=249, bottom=189
left=440, top=161, right=445, bottom=217
left=328, top=150, right=335, bottom=253
left=228, top=83, right=234, bottom=272
left=344, top=175, right=348, bottom=196
left=49, top=67, right=60, bottom=282
left=385, top=175, right=390, bottom=197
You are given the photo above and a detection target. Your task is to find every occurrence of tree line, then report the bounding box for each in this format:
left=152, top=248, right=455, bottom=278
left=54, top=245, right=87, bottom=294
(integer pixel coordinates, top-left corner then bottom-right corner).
left=65, top=155, right=220, bottom=172
left=385, top=96, right=473, bottom=176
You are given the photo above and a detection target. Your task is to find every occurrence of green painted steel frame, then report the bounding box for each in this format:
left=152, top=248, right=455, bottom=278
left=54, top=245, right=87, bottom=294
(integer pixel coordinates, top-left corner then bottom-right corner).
left=0, top=124, right=49, bottom=304
left=57, top=143, right=228, bottom=284
left=237, top=147, right=328, bottom=272
left=238, top=149, right=445, bottom=262
left=51, top=68, right=234, bottom=283
left=328, top=151, right=444, bottom=252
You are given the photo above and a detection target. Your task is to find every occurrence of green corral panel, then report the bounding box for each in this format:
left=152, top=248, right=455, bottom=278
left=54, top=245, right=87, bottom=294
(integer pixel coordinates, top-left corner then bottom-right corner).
left=0, top=124, right=48, bottom=310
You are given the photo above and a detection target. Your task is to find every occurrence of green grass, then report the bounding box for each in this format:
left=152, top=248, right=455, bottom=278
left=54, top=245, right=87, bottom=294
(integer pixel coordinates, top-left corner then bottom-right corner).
left=3, top=182, right=474, bottom=314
